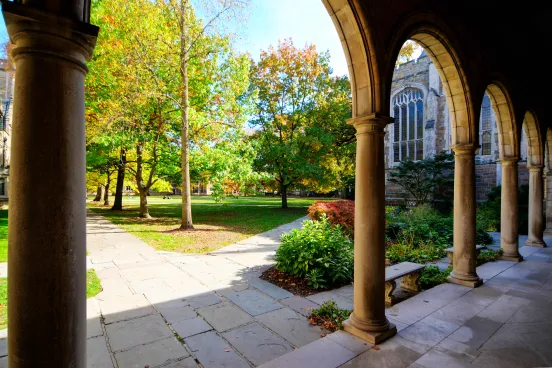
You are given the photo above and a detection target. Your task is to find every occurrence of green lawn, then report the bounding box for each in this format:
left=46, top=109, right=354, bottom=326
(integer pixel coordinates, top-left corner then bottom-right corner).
left=0, top=270, right=102, bottom=330
left=89, top=195, right=326, bottom=253
left=0, top=210, right=7, bottom=263
left=0, top=278, right=6, bottom=330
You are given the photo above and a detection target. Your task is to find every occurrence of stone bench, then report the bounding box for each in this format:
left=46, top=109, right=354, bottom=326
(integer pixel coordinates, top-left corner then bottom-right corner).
left=385, top=261, right=426, bottom=306
left=444, top=245, right=484, bottom=265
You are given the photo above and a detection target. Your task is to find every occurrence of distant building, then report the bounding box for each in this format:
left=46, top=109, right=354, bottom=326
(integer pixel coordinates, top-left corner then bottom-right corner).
left=0, top=59, right=13, bottom=206
left=385, top=51, right=529, bottom=203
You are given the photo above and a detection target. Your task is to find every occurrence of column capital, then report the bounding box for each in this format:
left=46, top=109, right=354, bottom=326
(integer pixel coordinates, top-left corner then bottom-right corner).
left=499, top=157, right=520, bottom=166
left=2, top=2, right=99, bottom=73
left=347, top=113, right=393, bottom=136
left=450, top=144, right=477, bottom=156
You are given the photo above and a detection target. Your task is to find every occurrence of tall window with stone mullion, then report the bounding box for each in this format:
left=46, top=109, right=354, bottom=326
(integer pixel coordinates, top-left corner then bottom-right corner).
left=392, top=88, right=424, bottom=162
left=480, top=94, right=492, bottom=156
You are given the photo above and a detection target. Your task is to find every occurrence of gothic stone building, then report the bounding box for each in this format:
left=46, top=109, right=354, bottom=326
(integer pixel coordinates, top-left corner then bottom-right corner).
left=0, top=58, right=13, bottom=205
left=384, top=51, right=529, bottom=203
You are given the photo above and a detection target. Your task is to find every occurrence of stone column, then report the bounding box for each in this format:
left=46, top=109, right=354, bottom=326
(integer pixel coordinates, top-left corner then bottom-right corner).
left=526, top=165, right=546, bottom=247
left=499, top=158, right=523, bottom=261
left=447, top=145, right=482, bottom=288
left=3, top=2, right=98, bottom=367
left=544, top=171, right=552, bottom=236
left=343, top=114, right=397, bottom=344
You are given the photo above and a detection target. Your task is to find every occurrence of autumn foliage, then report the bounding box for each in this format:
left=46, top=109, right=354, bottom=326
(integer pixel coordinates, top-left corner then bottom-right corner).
left=307, top=200, right=355, bottom=235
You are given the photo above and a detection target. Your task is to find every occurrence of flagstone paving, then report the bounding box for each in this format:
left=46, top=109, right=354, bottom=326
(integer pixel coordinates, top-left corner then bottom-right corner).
left=1, top=212, right=552, bottom=368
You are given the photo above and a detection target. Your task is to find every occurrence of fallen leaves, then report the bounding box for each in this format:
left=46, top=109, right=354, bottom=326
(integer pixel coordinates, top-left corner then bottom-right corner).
left=372, top=346, right=381, bottom=350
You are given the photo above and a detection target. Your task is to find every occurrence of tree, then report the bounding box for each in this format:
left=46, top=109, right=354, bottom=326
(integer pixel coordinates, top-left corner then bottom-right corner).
left=249, top=39, right=346, bottom=208
left=388, top=152, right=454, bottom=205
left=396, top=40, right=420, bottom=65
left=87, top=0, right=181, bottom=218
left=158, top=0, right=250, bottom=229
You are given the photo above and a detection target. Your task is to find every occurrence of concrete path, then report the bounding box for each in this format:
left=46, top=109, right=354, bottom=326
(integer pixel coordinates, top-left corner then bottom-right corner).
left=1, top=212, right=552, bottom=368
left=262, top=241, right=552, bottom=368
left=8, top=211, right=311, bottom=368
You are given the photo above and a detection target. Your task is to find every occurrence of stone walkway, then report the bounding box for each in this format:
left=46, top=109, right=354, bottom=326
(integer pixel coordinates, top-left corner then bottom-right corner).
left=1, top=213, right=552, bottom=368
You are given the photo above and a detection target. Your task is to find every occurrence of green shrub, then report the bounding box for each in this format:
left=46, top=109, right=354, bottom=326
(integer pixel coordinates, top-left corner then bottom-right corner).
left=276, top=215, right=353, bottom=289
left=386, top=205, right=493, bottom=248
left=419, top=265, right=452, bottom=289
left=310, top=300, right=352, bottom=331
left=477, top=200, right=500, bottom=232
left=386, top=240, right=447, bottom=264
left=477, top=248, right=503, bottom=266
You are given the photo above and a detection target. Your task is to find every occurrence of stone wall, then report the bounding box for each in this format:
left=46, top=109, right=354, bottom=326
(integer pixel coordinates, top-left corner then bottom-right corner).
left=475, top=163, right=498, bottom=201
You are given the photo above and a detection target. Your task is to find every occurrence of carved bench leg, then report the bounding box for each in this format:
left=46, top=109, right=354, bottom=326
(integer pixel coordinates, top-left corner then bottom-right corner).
left=400, top=272, right=422, bottom=293
left=447, top=252, right=454, bottom=265
left=385, top=280, right=397, bottom=306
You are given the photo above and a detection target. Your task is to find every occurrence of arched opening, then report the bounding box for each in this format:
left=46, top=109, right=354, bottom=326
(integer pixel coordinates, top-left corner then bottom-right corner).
left=386, top=34, right=482, bottom=289
left=522, top=111, right=546, bottom=246
left=324, top=0, right=376, bottom=117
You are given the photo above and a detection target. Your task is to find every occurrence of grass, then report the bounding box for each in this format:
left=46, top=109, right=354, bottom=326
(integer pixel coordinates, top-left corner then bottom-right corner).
left=0, top=270, right=102, bottom=330
left=0, top=210, right=7, bottom=262
left=0, top=278, right=6, bottom=330
left=89, top=195, right=327, bottom=253
left=87, top=269, right=102, bottom=298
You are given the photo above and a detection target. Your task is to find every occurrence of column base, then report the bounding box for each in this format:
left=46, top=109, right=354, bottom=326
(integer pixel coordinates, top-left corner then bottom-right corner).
left=342, top=319, right=397, bottom=345
left=447, top=274, right=483, bottom=288
left=524, top=240, right=547, bottom=248
left=500, top=253, right=523, bottom=262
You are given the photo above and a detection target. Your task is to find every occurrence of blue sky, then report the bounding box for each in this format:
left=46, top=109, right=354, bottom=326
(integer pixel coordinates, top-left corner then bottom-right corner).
left=0, top=1, right=348, bottom=75
left=233, top=0, right=348, bottom=76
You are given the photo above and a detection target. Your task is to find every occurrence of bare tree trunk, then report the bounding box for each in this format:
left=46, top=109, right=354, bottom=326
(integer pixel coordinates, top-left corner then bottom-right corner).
left=280, top=182, right=288, bottom=209
left=180, top=2, right=194, bottom=229
left=93, top=185, right=103, bottom=202
left=112, top=148, right=126, bottom=211
left=104, top=172, right=111, bottom=206
left=136, top=143, right=151, bottom=219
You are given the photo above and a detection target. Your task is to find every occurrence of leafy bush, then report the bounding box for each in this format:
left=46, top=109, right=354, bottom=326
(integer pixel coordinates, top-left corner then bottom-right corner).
left=309, top=300, right=352, bottom=331
left=307, top=200, right=354, bottom=236
left=476, top=184, right=529, bottom=235
left=477, top=248, right=503, bottom=266
left=276, top=215, right=354, bottom=289
left=386, top=240, right=448, bottom=264
left=389, top=205, right=453, bottom=246
left=477, top=200, right=500, bottom=232
left=386, top=204, right=493, bottom=248
left=419, top=265, right=452, bottom=289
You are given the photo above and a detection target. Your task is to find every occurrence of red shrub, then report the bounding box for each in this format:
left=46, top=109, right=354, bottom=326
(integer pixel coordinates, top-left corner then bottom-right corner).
left=307, top=200, right=355, bottom=235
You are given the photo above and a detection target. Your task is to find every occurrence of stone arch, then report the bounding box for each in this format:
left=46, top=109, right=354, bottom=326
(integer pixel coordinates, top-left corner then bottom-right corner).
left=547, top=128, right=552, bottom=171
left=522, top=111, right=543, bottom=167
left=323, top=0, right=378, bottom=117
left=386, top=21, right=475, bottom=146
left=485, top=83, right=519, bottom=159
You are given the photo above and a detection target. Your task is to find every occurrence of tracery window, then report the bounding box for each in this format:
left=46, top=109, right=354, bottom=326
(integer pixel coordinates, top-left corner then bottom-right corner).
left=480, top=94, right=492, bottom=156
left=392, top=88, right=424, bottom=162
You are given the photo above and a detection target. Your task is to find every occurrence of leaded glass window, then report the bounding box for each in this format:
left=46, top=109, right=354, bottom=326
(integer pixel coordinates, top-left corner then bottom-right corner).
left=480, top=94, right=492, bottom=156
left=392, top=87, right=424, bottom=162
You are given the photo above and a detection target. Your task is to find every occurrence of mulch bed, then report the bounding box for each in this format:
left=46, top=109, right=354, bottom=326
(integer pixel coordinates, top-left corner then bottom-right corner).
left=260, top=267, right=318, bottom=297
left=260, top=267, right=350, bottom=297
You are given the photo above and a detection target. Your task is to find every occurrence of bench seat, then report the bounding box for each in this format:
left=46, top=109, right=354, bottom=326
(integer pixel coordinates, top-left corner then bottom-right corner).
left=444, top=245, right=484, bottom=264
left=385, top=261, right=425, bottom=306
